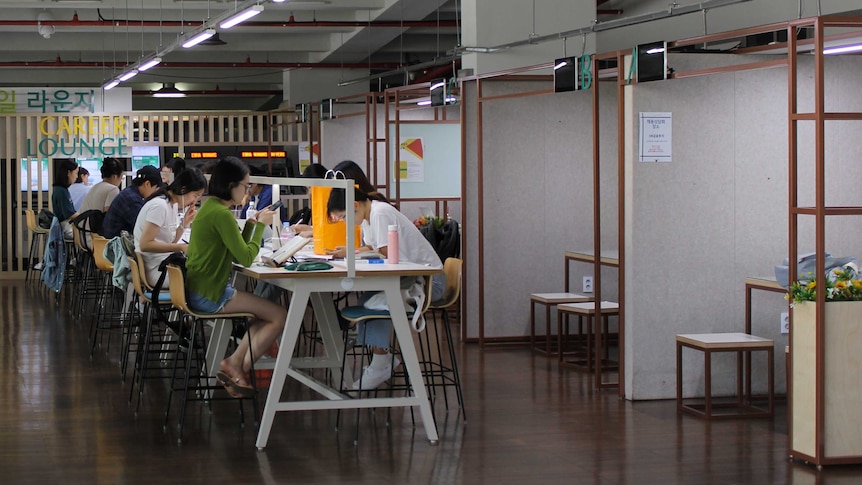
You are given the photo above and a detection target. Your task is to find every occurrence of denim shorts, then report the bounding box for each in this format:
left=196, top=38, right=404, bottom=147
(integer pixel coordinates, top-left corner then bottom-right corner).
left=187, top=284, right=236, bottom=314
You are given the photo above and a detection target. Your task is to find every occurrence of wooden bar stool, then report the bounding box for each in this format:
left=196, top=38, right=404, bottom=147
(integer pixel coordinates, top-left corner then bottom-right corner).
left=529, top=292, right=592, bottom=356
left=23, top=209, right=49, bottom=283
left=556, top=301, right=620, bottom=388
left=676, top=333, right=774, bottom=419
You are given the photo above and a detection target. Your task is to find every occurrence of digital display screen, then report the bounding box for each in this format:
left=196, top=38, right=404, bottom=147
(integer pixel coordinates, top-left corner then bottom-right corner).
left=637, top=41, right=667, bottom=83
left=553, top=57, right=578, bottom=93
left=320, top=99, right=333, bottom=120
left=20, top=158, right=50, bottom=192
left=430, top=78, right=446, bottom=106
left=131, top=145, right=160, bottom=172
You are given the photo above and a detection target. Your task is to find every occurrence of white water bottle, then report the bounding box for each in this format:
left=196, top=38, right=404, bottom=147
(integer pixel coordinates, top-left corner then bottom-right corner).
left=387, top=224, right=399, bottom=264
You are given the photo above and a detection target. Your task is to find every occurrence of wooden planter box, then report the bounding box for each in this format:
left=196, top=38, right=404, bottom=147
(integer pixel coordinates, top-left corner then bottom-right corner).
left=791, top=301, right=862, bottom=466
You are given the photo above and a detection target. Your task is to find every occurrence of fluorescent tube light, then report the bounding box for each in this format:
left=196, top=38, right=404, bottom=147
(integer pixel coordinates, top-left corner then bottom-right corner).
left=646, top=47, right=665, bottom=55
left=182, top=28, right=217, bottom=48
left=430, top=81, right=446, bottom=90
left=220, top=5, right=263, bottom=29
left=103, top=80, right=120, bottom=90
left=823, top=44, right=862, bottom=55
left=553, top=61, right=569, bottom=70
left=118, top=69, right=139, bottom=81
left=138, top=57, right=162, bottom=71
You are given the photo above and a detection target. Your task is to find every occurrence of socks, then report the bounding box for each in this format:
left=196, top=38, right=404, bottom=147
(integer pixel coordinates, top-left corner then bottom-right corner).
left=369, top=352, right=392, bottom=370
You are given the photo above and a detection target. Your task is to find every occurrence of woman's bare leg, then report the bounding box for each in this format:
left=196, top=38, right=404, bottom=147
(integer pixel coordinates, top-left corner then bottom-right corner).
left=219, top=290, right=286, bottom=385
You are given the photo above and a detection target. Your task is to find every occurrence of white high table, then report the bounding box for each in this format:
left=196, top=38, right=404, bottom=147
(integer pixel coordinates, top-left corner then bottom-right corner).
left=235, top=260, right=443, bottom=450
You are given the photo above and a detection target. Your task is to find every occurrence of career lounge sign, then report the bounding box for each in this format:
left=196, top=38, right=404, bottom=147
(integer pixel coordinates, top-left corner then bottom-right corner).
left=26, top=115, right=130, bottom=158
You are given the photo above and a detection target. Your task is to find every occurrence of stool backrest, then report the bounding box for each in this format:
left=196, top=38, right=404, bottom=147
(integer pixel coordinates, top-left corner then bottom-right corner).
left=166, top=264, right=192, bottom=314
left=432, top=257, right=462, bottom=310
left=91, top=234, right=113, bottom=273
left=24, top=209, right=37, bottom=232
left=128, top=256, right=148, bottom=301
left=134, top=251, right=154, bottom=291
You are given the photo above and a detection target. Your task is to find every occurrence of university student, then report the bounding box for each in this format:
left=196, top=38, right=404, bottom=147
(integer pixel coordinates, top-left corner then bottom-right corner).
left=327, top=187, right=445, bottom=390
left=134, top=168, right=206, bottom=286
left=185, top=156, right=286, bottom=398
left=51, top=159, right=79, bottom=238
left=101, top=166, right=162, bottom=238
left=79, top=157, right=123, bottom=213
left=69, top=166, right=91, bottom=210
left=326, top=160, right=388, bottom=258
left=160, top=156, right=186, bottom=183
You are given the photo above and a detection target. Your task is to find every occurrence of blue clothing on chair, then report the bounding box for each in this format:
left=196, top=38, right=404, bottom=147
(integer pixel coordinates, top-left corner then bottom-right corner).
left=351, top=274, right=446, bottom=349
left=41, top=217, right=66, bottom=293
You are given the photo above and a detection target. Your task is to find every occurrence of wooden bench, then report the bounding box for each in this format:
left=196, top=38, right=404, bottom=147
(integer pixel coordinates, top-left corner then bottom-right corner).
left=676, top=332, right=774, bottom=419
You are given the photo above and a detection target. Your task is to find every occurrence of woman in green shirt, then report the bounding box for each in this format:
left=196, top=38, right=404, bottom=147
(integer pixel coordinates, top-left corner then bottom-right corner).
left=186, top=156, right=286, bottom=398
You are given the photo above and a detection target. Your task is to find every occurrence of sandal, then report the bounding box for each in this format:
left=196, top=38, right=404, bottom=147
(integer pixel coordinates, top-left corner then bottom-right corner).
left=216, top=370, right=256, bottom=398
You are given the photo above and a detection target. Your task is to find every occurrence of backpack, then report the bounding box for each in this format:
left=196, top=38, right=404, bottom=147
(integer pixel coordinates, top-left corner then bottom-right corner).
left=37, top=209, right=54, bottom=229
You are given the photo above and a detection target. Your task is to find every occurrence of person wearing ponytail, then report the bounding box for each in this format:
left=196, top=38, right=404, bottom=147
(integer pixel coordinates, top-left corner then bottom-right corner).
left=326, top=186, right=445, bottom=390
left=133, top=168, right=207, bottom=286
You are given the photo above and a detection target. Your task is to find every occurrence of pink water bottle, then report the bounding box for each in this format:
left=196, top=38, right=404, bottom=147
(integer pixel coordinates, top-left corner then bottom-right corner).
left=387, top=224, right=399, bottom=264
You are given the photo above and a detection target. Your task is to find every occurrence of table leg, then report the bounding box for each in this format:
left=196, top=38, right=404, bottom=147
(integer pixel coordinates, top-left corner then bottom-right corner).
left=529, top=300, right=536, bottom=351
left=676, top=342, right=683, bottom=414
left=704, top=349, right=712, bottom=418
left=744, top=284, right=753, bottom=405
left=736, top=350, right=743, bottom=408
left=256, top=286, right=311, bottom=450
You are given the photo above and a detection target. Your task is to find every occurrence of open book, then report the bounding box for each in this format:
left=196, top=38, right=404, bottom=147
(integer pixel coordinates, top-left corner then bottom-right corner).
left=262, top=236, right=311, bottom=267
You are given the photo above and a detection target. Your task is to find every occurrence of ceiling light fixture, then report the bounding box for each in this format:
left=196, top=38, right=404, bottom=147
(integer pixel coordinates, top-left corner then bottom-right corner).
left=153, top=83, right=186, bottom=98
left=118, top=69, right=139, bottom=81
left=220, top=5, right=264, bottom=29
left=138, top=57, right=162, bottom=71
left=182, top=28, right=217, bottom=48
left=103, top=79, right=120, bottom=91
left=823, top=44, right=862, bottom=55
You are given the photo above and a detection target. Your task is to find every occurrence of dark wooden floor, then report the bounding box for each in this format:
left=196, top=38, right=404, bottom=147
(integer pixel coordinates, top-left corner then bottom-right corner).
left=2, top=280, right=862, bottom=484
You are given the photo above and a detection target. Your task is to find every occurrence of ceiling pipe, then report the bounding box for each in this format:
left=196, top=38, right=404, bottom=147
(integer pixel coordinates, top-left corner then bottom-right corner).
left=133, top=89, right=282, bottom=96
left=0, top=13, right=458, bottom=29
left=0, top=59, right=402, bottom=69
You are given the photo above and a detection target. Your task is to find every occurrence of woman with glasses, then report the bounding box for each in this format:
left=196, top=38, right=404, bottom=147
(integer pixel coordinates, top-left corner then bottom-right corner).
left=134, top=168, right=207, bottom=287
left=185, top=156, right=286, bottom=398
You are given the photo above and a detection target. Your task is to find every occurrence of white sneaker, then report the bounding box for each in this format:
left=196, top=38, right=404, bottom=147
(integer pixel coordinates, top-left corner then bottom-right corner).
left=352, top=356, right=400, bottom=391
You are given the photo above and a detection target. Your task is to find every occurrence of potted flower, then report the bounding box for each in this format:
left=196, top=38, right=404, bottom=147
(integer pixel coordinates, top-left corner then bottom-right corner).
left=788, top=267, right=862, bottom=465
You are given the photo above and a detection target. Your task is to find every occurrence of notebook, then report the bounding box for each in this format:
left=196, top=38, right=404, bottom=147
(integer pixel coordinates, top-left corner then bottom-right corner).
left=262, top=236, right=311, bottom=267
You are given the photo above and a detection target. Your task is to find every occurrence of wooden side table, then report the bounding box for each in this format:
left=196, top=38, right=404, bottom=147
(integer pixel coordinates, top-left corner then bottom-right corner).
left=676, top=332, right=775, bottom=419
left=529, top=293, right=592, bottom=355
left=557, top=301, right=619, bottom=390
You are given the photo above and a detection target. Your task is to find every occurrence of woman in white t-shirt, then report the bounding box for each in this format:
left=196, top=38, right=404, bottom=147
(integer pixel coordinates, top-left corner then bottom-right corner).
left=327, top=187, right=445, bottom=390
left=134, top=168, right=207, bottom=286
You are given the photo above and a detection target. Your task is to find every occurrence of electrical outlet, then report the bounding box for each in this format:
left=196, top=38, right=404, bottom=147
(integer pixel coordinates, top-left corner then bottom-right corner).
left=583, top=276, right=593, bottom=293
left=780, top=312, right=790, bottom=334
